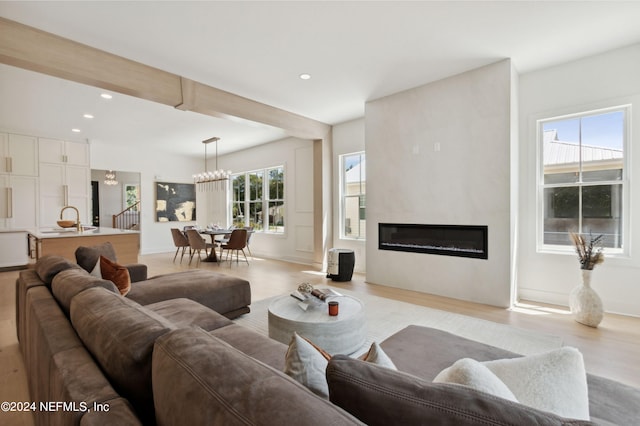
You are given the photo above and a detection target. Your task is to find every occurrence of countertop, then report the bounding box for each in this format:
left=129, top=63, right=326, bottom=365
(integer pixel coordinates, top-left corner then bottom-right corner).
left=29, top=226, right=140, bottom=239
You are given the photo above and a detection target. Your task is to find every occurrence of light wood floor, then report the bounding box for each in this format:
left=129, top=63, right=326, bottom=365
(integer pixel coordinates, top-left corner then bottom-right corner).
left=1, top=251, right=638, bottom=426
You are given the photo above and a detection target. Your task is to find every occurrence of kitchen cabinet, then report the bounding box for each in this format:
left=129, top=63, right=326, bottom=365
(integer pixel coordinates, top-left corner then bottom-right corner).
left=0, top=133, right=38, bottom=176
left=0, top=133, right=39, bottom=229
left=38, top=138, right=91, bottom=227
left=0, top=230, right=28, bottom=268
left=0, top=175, right=38, bottom=229
left=39, top=163, right=90, bottom=227
left=39, top=138, right=89, bottom=166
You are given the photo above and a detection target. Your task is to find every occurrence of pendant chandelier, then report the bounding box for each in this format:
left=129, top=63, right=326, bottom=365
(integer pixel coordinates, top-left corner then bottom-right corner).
left=193, top=137, right=231, bottom=191
left=104, top=170, right=118, bottom=186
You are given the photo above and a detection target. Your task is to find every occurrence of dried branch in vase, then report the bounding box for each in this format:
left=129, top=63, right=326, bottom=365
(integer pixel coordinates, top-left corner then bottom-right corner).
left=570, top=232, right=604, bottom=270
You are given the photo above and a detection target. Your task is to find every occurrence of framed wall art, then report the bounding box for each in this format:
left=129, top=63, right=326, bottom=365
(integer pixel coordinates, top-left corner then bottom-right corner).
left=155, top=182, right=196, bottom=222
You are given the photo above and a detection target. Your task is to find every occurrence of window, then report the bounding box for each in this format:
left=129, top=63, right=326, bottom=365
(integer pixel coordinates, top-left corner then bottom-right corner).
left=231, top=166, right=284, bottom=233
left=341, top=152, right=366, bottom=239
left=538, top=106, right=628, bottom=252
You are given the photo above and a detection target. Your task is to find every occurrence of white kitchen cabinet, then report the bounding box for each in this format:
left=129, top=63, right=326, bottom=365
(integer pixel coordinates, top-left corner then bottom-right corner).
left=39, top=163, right=90, bottom=227
left=0, top=133, right=38, bottom=230
left=0, top=175, right=38, bottom=229
left=0, top=230, right=28, bottom=268
left=39, top=138, right=89, bottom=166
left=0, top=133, right=38, bottom=176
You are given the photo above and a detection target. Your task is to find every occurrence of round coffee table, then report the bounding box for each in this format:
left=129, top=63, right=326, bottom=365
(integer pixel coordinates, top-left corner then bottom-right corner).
left=268, top=294, right=366, bottom=355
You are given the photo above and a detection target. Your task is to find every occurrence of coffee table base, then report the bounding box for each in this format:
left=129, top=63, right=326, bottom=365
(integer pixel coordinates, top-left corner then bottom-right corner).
left=268, top=294, right=366, bottom=355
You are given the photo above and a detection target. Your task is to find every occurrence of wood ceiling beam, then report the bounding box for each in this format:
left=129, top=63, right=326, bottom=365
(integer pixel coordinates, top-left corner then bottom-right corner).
left=0, top=17, right=331, bottom=140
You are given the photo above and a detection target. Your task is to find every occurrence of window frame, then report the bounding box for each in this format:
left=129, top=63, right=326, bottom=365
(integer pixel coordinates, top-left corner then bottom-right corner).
left=340, top=152, right=366, bottom=240
left=230, top=165, right=285, bottom=234
left=536, top=105, right=631, bottom=256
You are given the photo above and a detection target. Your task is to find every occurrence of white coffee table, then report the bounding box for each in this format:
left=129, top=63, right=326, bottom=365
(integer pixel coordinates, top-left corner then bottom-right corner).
left=268, top=294, right=366, bottom=355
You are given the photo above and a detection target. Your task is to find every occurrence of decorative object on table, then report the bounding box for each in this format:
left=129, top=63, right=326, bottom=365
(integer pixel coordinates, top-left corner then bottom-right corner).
left=569, top=232, right=604, bottom=327
left=328, top=301, right=339, bottom=316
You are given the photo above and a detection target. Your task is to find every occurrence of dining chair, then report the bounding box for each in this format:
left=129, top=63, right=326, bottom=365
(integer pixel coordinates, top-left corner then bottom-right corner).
left=170, top=228, right=190, bottom=263
left=219, top=229, right=249, bottom=265
left=243, top=226, right=254, bottom=257
left=185, top=229, right=214, bottom=266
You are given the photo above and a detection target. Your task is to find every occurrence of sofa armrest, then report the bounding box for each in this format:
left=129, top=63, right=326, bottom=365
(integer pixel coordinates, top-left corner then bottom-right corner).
left=125, top=264, right=147, bottom=282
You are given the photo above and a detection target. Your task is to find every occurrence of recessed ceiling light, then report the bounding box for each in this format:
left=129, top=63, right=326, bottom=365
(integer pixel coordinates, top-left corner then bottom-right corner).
left=71, top=128, right=81, bottom=133
left=83, top=114, right=94, bottom=119
left=100, top=93, right=113, bottom=99
left=299, top=73, right=311, bottom=80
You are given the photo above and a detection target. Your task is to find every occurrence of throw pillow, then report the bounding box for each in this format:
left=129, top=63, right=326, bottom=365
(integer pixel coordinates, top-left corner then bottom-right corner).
left=483, top=346, right=590, bottom=421
left=75, top=242, right=118, bottom=273
left=433, top=358, right=518, bottom=402
left=326, top=355, right=588, bottom=426
left=99, top=255, right=131, bottom=296
left=284, top=332, right=397, bottom=398
left=89, top=257, right=102, bottom=278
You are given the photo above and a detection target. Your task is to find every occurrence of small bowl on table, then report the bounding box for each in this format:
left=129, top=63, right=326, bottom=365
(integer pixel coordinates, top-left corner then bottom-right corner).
left=57, top=220, right=76, bottom=228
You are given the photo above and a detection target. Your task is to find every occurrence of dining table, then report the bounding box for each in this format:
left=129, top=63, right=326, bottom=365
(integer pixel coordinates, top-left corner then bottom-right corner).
left=199, top=228, right=233, bottom=262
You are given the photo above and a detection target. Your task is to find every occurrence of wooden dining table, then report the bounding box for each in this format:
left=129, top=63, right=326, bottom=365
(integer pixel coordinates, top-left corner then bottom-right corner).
left=199, top=229, right=232, bottom=262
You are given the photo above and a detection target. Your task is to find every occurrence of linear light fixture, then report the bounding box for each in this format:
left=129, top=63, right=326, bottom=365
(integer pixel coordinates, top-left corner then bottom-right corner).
left=193, top=137, right=231, bottom=191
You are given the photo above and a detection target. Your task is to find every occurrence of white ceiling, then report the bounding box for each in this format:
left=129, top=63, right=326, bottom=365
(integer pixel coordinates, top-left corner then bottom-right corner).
left=1, top=1, right=640, bottom=158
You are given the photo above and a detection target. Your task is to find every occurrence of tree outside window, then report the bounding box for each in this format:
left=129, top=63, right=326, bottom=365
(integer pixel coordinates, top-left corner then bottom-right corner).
left=341, top=152, right=366, bottom=239
left=267, top=167, right=284, bottom=233
left=231, top=166, right=284, bottom=233
left=540, top=107, right=627, bottom=250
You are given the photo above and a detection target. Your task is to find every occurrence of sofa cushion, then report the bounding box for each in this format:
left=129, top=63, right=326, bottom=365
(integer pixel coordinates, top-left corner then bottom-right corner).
left=433, top=358, right=518, bottom=402
left=99, top=256, right=131, bottom=296
left=70, top=287, right=176, bottom=425
left=145, top=298, right=234, bottom=331
left=209, top=323, right=288, bottom=370
left=127, top=269, right=251, bottom=318
left=35, top=255, right=79, bottom=284
left=152, top=327, right=363, bottom=426
left=75, top=242, right=118, bottom=272
left=51, top=268, right=119, bottom=317
left=326, top=355, right=595, bottom=426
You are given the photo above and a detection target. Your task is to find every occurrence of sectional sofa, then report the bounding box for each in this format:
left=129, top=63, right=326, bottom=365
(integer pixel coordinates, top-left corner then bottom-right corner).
left=16, top=255, right=640, bottom=425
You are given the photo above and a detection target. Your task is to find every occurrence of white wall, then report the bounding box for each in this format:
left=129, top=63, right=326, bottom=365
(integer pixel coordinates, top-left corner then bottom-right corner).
left=90, top=140, right=201, bottom=255
left=365, top=60, right=516, bottom=307
left=518, top=43, right=640, bottom=317
left=332, top=118, right=366, bottom=273
left=216, top=137, right=316, bottom=265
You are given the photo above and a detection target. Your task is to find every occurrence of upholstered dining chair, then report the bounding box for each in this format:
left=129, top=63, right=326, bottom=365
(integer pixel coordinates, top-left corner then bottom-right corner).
left=170, top=228, right=191, bottom=263
left=243, top=226, right=254, bottom=257
left=219, top=228, right=249, bottom=265
left=185, top=229, right=214, bottom=266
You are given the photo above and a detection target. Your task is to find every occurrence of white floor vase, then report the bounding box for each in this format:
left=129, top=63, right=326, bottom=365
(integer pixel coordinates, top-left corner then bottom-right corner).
left=569, top=269, right=604, bottom=328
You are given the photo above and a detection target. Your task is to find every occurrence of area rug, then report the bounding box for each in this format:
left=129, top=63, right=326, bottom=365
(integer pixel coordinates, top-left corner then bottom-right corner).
left=234, top=288, right=563, bottom=356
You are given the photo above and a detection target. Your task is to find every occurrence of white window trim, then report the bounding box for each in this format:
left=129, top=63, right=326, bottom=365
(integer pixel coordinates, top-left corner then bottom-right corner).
left=230, top=165, right=285, bottom=235
left=340, top=151, right=365, bottom=241
left=536, top=104, right=631, bottom=257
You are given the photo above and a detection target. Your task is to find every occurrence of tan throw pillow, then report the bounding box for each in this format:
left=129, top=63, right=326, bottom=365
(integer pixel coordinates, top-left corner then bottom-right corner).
left=99, top=255, right=131, bottom=296
left=284, top=332, right=396, bottom=398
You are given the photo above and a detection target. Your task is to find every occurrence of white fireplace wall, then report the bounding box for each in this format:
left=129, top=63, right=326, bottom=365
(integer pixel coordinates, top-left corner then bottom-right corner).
left=365, top=59, right=516, bottom=307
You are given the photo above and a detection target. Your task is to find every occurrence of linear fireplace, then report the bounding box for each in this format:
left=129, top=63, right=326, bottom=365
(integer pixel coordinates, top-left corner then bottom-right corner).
left=378, top=223, right=488, bottom=259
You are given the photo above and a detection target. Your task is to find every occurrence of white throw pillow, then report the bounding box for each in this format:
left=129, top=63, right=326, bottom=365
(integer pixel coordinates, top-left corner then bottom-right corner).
left=433, top=358, right=518, bottom=402
left=284, top=333, right=397, bottom=398
left=89, top=258, right=102, bottom=278
left=482, top=347, right=590, bottom=421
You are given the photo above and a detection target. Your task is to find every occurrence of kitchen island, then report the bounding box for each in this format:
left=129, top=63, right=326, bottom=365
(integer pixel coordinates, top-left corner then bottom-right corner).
left=29, top=227, right=140, bottom=264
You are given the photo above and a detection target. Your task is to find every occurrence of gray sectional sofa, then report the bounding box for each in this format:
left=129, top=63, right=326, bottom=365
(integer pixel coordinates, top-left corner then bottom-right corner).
left=16, top=255, right=640, bottom=425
